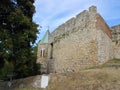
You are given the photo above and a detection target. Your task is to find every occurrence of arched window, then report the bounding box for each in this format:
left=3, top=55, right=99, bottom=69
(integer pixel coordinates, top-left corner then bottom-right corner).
left=40, top=48, right=45, bottom=57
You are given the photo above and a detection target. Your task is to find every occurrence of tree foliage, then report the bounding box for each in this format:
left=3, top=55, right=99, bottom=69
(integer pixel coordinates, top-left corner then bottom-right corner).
left=0, top=0, right=39, bottom=80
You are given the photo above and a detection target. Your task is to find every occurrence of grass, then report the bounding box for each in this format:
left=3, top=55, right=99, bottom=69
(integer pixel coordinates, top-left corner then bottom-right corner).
left=15, top=86, right=43, bottom=90
left=45, top=59, right=120, bottom=90
left=6, top=68, right=120, bottom=90
left=88, top=58, right=120, bottom=69
left=46, top=69, right=120, bottom=90
left=2, top=59, right=120, bottom=90
left=105, top=58, right=120, bottom=64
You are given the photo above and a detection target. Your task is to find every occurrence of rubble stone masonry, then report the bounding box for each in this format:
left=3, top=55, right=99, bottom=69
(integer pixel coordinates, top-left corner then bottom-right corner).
left=111, top=25, right=120, bottom=59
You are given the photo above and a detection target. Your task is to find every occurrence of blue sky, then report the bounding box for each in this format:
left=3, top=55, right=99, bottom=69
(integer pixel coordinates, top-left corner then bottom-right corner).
left=33, top=0, right=120, bottom=43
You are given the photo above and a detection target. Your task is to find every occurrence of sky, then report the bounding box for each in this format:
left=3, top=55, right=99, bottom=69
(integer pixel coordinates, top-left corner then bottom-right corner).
left=33, top=0, right=120, bottom=43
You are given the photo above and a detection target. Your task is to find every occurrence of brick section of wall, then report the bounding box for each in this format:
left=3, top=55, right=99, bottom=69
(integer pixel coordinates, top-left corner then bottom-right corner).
left=96, top=14, right=112, bottom=39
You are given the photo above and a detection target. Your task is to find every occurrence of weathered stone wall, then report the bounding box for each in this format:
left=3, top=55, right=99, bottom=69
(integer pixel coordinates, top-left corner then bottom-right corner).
left=96, top=14, right=114, bottom=64
left=111, top=25, right=120, bottom=59
left=111, top=25, right=120, bottom=41
left=37, top=44, right=48, bottom=64
left=49, top=6, right=99, bottom=73
left=45, top=6, right=120, bottom=73
left=114, top=42, right=120, bottom=59
left=49, top=17, right=75, bottom=43
left=37, top=43, right=49, bottom=73
left=53, top=31, right=98, bottom=73
left=96, top=30, right=114, bottom=63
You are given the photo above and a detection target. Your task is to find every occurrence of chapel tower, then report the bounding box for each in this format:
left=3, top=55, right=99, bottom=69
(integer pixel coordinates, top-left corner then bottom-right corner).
left=37, top=29, right=50, bottom=73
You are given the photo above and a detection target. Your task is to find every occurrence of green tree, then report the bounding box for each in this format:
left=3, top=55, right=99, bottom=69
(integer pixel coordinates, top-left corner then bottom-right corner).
left=0, top=0, right=39, bottom=80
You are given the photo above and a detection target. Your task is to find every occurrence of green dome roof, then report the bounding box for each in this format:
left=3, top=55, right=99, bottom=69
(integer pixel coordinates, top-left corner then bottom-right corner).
left=39, top=30, right=50, bottom=44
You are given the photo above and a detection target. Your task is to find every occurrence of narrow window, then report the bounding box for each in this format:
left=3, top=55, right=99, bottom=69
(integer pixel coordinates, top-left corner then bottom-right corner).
left=40, top=48, right=45, bottom=57
left=43, top=49, right=45, bottom=57
left=50, top=43, right=53, bottom=59
left=40, top=50, right=42, bottom=57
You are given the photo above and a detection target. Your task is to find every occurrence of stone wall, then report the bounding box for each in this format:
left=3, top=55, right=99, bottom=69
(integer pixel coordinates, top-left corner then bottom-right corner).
left=113, top=41, right=120, bottom=59
left=37, top=44, right=48, bottom=64
left=96, top=14, right=114, bottom=64
left=96, top=30, right=114, bottom=63
left=111, top=25, right=120, bottom=59
left=111, top=25, right=120, bottom=41
left=37, top=43, right=49, bottom=73
left=53, top=30, right=98, bottom=73
left=49, top=17, right=75, bottom=43
left=49, top=6, right=99, bottom=73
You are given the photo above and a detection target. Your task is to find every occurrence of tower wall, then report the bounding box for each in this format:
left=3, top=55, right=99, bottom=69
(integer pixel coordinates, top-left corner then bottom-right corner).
left=37, top=43, right=49, bottom=73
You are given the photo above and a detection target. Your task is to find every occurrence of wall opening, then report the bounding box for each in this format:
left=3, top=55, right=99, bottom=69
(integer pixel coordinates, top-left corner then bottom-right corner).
left=50, top=43, right=53, bottom=59
left=40, top=48, right=45, bottom=57
left=40, top=50, right=42, bottom=57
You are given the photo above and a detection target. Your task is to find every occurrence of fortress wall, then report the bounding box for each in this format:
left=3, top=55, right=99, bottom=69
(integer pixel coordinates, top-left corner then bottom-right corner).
left=96, top=14, right=114, bottom=63
left=111, top=25, right=120, bottom=41
left=113, top=41, right=120, bottom=59
left=111, top=25, right=120, bottom=59
left=51, top=6, right=98, bottom=73
left=37, top=6, right=120, bottom=74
